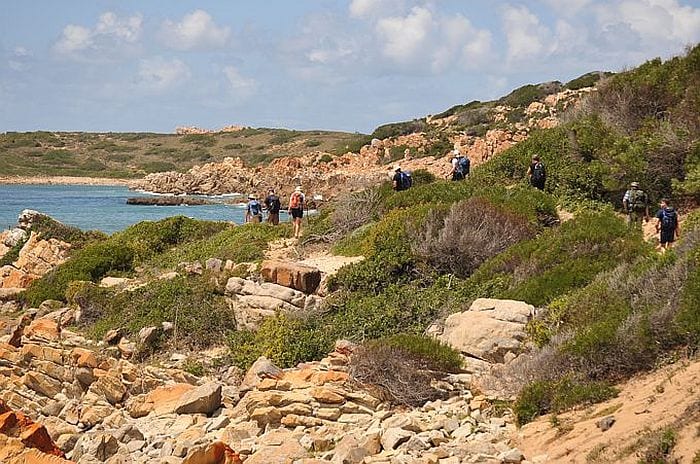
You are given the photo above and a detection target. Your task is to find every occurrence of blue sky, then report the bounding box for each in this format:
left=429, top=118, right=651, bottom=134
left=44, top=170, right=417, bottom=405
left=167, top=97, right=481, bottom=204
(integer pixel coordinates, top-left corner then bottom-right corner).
left=1, top=0, right=699, bottom=134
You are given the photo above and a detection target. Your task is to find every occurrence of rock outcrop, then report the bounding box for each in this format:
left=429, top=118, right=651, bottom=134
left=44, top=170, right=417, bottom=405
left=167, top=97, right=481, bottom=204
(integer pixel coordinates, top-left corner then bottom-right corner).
left=0, top=211, right=72, bottom=294
left=0, top=307, right=525, bottom=463
left=260, top=260, right=322, bottom=294
left=437, top=298, right=536, bottom=363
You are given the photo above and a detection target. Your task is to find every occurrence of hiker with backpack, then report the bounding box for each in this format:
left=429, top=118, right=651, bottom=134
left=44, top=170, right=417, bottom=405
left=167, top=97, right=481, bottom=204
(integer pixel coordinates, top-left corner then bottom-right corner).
left=264, top=188, right=281, bottom=226
left=392, top=165, right=412, bottom=191
left=288, top=186, right=305, bottom=239
left=655, top=198, right=679, bottom=251
left=527, top=155, right=546, bottom=190
left=245, top=194, right=263, bottom=223
left=622, top=181, right=650, bottom=229
left=450, top=150, right=470, bottom=181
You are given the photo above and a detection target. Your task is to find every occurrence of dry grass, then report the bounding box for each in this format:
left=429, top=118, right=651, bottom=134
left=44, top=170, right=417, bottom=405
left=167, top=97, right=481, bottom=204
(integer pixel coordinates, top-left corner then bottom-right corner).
left=414, top=197, right=534, bottom=278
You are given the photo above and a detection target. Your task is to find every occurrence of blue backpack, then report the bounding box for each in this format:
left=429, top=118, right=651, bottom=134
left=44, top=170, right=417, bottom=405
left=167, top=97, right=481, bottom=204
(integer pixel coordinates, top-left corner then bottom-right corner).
left=400, top=171, right=412, bottom=190
left=661, top=208, right=677, bottom=229
left=249, top=200, right=261, bottom=216
left=458, top=156, right=470, bottom=176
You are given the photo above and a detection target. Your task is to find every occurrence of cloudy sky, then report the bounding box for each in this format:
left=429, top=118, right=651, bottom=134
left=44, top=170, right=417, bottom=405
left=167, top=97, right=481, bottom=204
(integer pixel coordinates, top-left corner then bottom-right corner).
left=1, top=0, right=699, bottom=134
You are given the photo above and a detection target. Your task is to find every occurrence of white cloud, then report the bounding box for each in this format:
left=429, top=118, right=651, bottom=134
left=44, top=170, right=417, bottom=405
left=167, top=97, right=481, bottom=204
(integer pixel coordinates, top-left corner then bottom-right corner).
left=540, top=0, right=593, bottom=16
left=137, top=57, right=191, bottom=92
left=377, top=6, right=433, bottom=63
left=223, top=66, right=257, bottom=98
left=159, top=10, right=230, bottom=51
left=376, top=7, right=492, bottom=71
left=53, top=12, right=142, bottom=59
left=349, top=0, right=407, bottom=18
left=502, top=5, right=552, bottom=62
left=595, top=0, right=700, bottom=47
left=8, top=46, right=32, bottom=71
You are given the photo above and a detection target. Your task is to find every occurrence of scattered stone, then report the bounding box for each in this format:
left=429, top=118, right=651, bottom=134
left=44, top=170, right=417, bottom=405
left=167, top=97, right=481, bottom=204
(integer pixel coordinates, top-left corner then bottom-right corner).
left=175, top=382, right=222, bottom=416
left=596, top=415, right=616, bottom=432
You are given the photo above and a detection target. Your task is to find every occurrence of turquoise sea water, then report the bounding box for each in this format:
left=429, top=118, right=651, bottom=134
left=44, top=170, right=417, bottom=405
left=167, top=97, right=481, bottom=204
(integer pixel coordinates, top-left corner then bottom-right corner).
left=0, top=184, right=279, bottom=234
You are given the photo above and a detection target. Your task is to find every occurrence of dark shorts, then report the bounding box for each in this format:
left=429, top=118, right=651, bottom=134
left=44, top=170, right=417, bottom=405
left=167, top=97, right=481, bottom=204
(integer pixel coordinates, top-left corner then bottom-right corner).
left=249, top=215, right=262, bottom=223
left=452, top=171, right=464, bottom=181
left=531, top=179, right=545, bottom=190
left=660, top=228, right=675, bottom=244
left=267, top=212, right=279, bottom=225
left=290, top=208, right=303, bottom=219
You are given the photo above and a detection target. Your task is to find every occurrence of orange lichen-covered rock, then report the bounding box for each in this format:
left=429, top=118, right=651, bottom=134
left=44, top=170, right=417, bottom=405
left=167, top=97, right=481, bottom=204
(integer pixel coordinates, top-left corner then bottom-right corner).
left=0, top=401, right=65, bottom=458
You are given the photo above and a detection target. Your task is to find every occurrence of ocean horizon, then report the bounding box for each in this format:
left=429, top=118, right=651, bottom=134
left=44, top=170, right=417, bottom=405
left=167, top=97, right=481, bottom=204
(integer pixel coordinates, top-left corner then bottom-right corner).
left=0, top=184, right=286, bottom=234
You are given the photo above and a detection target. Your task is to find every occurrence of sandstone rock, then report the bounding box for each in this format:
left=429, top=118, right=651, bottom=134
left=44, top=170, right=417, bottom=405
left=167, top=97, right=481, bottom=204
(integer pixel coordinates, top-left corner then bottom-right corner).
left=117, top=338, right=136, bottom=359
left=24, top=318, right=60, bottom=342
left=72, top=433, right=120, bottom=462
left=24, top=371, right=63, bottom=398
left=205, top=258, right=223, bottom=272
left=596, top=415, right=615, bottom=432
left=182, top=441, right=242, bottom=464
left=127, top=383, right=194, bottom=418
left=175, top=382, right=222, bottom=416
left=90, top=375, right=127, bottom=405
left=103, top=329, right=122, bottom=345
left=245, top=436, right=307, bottom=464
left=239, top=356, right=283, bottom=392
left=138, top=326, right=159, bottom=347
left=100, top=277, right=131, bottom=288
left=260, top=260, right=322, bottom=294
left=381, top=427, right=413, bottom=450
left=438, top=298, right=534, bottom=363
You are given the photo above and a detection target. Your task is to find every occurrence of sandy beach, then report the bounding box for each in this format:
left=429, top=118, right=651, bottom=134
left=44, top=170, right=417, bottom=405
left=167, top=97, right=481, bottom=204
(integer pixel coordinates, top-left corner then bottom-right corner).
left=0, top=176, right=137, bottom=186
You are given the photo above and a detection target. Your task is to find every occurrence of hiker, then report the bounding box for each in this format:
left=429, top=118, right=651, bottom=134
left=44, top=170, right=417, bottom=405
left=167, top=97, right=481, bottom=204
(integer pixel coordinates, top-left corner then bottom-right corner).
left=527, top=155, right=546, bottom=190
left=392, top=165, right=412, bottom=191
left=264, top=188, right=281, bottom=226
left=288, top=186, right=305, bottom=239
left=655, top=198, right=679, bottom=251
left=245, top=194, right=262, bottom=223
left=449, top=150, right=469, bottom=181
left=622, top=181, right=649, bottom=228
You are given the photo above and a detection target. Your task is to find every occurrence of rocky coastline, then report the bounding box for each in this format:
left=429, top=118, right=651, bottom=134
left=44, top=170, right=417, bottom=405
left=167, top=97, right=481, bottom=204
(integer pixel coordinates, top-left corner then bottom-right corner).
left=0, top=176, right=135, bottom=187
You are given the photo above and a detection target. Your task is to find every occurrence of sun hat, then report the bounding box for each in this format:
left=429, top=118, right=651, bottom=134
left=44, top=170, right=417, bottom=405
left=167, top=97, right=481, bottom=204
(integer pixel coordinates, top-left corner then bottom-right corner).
left=248, top=194, right=256, bottom=199
left=630, top=181, right=639, bottom=187
left=295, top=186, right=303, bottom=192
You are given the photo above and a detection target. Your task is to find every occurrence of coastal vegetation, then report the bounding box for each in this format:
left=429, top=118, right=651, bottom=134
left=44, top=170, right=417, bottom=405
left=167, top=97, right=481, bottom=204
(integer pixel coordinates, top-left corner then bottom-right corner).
left=11, top=45, right=700, bottom=433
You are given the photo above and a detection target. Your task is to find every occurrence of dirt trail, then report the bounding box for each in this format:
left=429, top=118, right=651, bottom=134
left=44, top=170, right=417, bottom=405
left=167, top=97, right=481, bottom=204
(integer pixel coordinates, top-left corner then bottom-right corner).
left=514, top=358, right=700, bottom=463
left=264, top=238, right=364, bottom=277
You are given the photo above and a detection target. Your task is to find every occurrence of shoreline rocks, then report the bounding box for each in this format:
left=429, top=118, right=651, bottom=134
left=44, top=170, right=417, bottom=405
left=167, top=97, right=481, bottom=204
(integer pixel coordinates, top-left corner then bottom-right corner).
left=126, top=196, right=215, bottom=206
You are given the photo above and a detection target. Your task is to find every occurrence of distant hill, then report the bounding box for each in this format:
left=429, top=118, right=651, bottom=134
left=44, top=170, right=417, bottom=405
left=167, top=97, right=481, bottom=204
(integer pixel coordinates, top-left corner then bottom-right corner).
left=0, top=128, right=368, bottom=179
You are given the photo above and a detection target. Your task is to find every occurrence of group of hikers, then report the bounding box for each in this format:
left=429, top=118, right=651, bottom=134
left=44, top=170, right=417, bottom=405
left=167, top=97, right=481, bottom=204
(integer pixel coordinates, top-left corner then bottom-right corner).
left=252, top=150, right=679, bottom=250
left=244, top=186, right=306, bottom=238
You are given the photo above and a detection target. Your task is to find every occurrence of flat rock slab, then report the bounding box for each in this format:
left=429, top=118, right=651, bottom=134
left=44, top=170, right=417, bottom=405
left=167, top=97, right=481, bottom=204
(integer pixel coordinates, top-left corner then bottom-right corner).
left=175, top=382, right=222, bottom=416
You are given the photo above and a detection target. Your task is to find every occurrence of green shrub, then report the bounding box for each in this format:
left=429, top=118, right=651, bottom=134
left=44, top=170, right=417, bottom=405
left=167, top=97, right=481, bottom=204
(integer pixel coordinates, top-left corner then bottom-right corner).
left=153, top=222, right=289, bottom=268
left=368, top=334, right=463, bottom=373
left=305, top=139, right=322, bottom=147
left=73, top=275, right=236, bottom=348
left=469, top=210, right=648, bottom=306
left=23, top=217, right=229, bottom=306
left=0, top=236, right=28, bottom=267
left=514, top=376, right=618, bottom=425
left=269, top=130, right=301, bottom=145
left=317, top=154, right=333, bottom=163
left=564, top=71, right=613, bottom=90
left=335, top=134, right=372, bottom=155
left=500, top=83, right=562, bottom=108
left=227, top=314, right=331, bottom=369
left=372, top=119, right=427, bottom=139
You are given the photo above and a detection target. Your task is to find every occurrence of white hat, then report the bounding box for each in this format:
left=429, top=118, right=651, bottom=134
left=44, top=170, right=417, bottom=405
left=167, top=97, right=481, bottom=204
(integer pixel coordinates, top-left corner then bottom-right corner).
left=453, top=149, right=460, bottom=155
left=294, top=186, right=303, bottom=192
left=248, top=194, right=256, bottom=199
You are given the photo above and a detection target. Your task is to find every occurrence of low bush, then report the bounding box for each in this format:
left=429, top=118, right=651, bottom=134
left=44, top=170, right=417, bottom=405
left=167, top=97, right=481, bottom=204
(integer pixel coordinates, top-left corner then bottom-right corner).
left=514, top=376, right=618, bottom=425
left=140, top=161, right=177, bottom=173
left=468, top=210, right=648, bottom=306
left=153, top=222, right=288, bottom=268
left=71, top=275, right=235, bottom=348
left=415, top=197, right=535, bottom=278
left=349, top=339, right=451, bottom=406
left=227, top=314, right=331, bottom=369
left=181, top=134, right=217, bottom=147
left=372, top=119, right=428, bottom=140
left=369, top=334, right=463, bottom=373
left=0, top=236, right=28, bottom=267
left=23, top=217, right=229, bottom=306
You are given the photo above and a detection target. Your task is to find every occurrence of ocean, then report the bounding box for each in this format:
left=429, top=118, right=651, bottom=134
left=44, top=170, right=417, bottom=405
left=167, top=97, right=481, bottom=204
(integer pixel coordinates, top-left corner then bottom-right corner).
left=0, top=184, right=282, bottom=234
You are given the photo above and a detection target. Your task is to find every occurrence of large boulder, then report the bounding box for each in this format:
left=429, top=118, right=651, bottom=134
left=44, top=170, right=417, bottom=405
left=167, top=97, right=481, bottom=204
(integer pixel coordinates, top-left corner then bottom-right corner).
left=260, top=261, right=321, bottom=294
left=438, top=298, right=535, bottom=363
left=175, top=382, right=222, bottom=416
